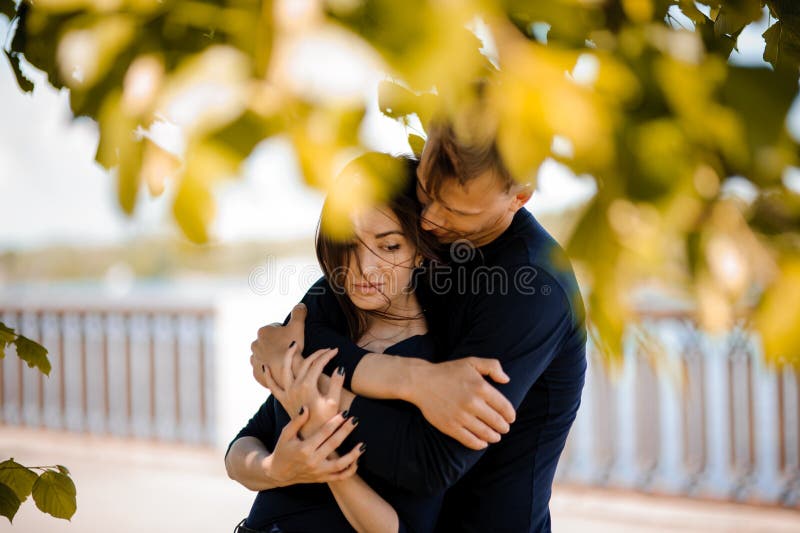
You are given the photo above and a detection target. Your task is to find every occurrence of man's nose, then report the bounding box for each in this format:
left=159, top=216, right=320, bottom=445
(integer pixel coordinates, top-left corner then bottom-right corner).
left=421, top=204, right=444, bottom=231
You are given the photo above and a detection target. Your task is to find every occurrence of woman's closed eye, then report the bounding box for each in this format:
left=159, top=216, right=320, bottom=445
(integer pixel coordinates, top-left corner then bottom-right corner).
left=382, top=243, right=401, bottom=252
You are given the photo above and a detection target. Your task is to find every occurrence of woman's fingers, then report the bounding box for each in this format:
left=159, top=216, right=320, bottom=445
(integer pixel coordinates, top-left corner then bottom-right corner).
left=305, top=348, right=338, bottom=389
left=295, top=347, right=333, bottom=385
left=282, top=342, right=298, bottom=389
left=325, top=456, right=359, bottom=482
left=305, top=411, right=349, bottom=450
left=327, top=365, right=345, bottom=404
left=314, top=414, right=359, bottom=461
left=263, top=366, right=286, bottom=403
left=325, top=442, right=364, bottom=474
left=280, top=405, right=309, bottom=441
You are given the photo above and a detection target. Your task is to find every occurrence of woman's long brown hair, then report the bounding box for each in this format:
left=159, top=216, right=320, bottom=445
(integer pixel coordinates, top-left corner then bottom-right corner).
left=315, top=156, right=439, bottom=341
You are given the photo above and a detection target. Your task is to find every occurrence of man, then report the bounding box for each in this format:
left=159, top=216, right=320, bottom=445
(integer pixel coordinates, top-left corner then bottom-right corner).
left=229, top=121, right=587, bottom=532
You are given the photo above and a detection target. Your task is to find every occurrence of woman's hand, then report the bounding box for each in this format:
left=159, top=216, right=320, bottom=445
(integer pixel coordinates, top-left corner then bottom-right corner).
left=268, top=407, right=364, bottom=486
left=264, top=345, right=345, bottom=437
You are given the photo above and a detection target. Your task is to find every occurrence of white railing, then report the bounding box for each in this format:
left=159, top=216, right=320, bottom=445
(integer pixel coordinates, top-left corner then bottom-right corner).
left=557, top=310, right=800, bottom=508
left=1, top=302, right=217, bottom=445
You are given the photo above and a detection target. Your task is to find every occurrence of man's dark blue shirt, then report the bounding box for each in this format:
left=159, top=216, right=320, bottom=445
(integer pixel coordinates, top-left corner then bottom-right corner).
left=301, top=207, right=587, bottom=532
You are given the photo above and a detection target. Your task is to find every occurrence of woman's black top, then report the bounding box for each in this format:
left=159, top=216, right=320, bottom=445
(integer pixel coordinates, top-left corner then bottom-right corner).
left=227, top=333, right=444, bottom=533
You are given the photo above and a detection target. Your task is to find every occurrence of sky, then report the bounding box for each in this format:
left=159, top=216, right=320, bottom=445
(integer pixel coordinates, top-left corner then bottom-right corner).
left=0, top=7, right=790, bottom=251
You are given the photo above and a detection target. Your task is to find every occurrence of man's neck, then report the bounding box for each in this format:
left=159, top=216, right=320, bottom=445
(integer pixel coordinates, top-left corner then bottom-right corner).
left=470, top=208, right=519, bottom=248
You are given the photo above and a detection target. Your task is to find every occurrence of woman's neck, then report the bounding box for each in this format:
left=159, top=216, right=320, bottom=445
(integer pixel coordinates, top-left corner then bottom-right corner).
left=358, top=293, right=427, bottom=352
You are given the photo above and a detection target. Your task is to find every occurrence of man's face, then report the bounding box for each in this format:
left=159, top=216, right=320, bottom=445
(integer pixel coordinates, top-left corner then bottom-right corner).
left=416, top=165, right=525, bottom=246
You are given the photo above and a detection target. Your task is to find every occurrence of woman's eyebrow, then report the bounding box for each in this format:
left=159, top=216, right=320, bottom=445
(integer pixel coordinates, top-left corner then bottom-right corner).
left=374, top=230, right=403, bottom=238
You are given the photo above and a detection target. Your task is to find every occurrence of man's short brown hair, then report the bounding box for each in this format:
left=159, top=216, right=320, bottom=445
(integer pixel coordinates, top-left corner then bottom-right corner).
left=419, top=121, right=517, bottom=198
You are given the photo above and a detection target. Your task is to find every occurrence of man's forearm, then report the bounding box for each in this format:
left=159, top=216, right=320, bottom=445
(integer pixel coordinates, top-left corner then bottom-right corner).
left=225, top=436, right=285, bottom=492
left=350, top=353, right=432, bottom=402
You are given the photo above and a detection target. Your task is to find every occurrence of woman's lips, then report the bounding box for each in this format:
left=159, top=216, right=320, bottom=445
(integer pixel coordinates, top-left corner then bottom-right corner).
left=352, top=282, right=384, bottom=294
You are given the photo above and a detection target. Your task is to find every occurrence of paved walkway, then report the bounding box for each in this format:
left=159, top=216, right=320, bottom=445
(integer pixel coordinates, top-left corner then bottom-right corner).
left=1, top=427, right=797, bottom=532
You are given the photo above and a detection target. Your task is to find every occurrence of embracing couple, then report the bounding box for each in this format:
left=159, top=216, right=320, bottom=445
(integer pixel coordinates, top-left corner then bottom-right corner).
left=225, top=120, right=587, bottom=533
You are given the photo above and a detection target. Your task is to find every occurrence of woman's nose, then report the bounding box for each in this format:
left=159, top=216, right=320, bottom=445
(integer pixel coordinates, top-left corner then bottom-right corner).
left=356, top=247, right=382, bottom=277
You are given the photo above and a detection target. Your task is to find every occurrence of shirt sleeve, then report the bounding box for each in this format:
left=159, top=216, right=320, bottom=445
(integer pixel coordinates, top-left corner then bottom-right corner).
left=341, top=266, right=580, bottom=495
left=291, top=276, right=369, bottom=388
left=225, top=394, right=279, bottom=459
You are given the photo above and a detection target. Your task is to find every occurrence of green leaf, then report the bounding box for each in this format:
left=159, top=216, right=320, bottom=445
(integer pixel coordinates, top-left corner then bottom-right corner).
left=172, top=170, right=215, bottom=244
left=677, top=0, right=707, bottom=24
left=0, top=460, right=37, bottom=502
left=2, top=50, right=34, bottom=94
left=0, top=322, right=15, bottom=359
left=720, top=66, right=799, bottom=182
left=209, top=111, right=278, bottom=161
left=31, top=471, right=76, bottom=521
left=56, top=465, right=70, bottom=476
left=1, top=0, right=17, bottom=22
left=763, top=16, right=800, bottom=71
left=714, top=1, right=763, bottom=37
left=14, top=336, right=51, bottom=376
left=0, top=482, right=21, bottom=523
left=408, top=133, right=425, bottom=157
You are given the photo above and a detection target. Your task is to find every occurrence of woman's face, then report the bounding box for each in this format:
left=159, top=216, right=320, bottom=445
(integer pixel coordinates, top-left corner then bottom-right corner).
left=344, top=206, right=419, bottom=312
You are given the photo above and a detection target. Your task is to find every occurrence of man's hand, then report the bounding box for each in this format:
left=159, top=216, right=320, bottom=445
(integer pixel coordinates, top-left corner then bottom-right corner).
left=250, top=303, right=307, bottom=389
left=407, top=357, right=516, bottom=450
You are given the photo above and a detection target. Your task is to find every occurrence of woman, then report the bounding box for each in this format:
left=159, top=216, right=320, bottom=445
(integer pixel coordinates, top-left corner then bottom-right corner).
left=227, top=155, right=443, bottom=532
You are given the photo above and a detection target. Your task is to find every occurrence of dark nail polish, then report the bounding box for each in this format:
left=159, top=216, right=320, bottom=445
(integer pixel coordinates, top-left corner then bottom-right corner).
left=351, top=417, right=359, bottom=426
left=298, top=406, right=304, bottom=415
left=289, top=340, right=296, bottom=348
left=359, top=443, right=367, bottom=452
left=342, top=410, right=349, bottom=419
left=337, top=366, right=345, bottom=376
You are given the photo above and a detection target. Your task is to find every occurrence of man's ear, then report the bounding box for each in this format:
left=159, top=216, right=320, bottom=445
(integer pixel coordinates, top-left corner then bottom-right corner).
left=510, top=186, right=533, bottom=210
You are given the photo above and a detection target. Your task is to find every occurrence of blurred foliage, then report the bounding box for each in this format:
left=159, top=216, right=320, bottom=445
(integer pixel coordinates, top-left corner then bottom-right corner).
left=2, top=0, right=800, bottom=366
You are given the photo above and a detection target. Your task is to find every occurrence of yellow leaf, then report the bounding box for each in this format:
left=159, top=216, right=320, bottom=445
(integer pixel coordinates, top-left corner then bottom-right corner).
left=754, top=257, right=800, bottom=366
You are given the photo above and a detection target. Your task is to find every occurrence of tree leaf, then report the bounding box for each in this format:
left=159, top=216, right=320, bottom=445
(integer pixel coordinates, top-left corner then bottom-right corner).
left=714, top=0, right=762, bottom=37
left=13, top=336, right=51, bottom=376
left=0, top=322, right=16, bottom=359
left=172, top=169, right=216, bottom=244
left=31, top=471, right=76, bottom=521
left=0, top=482, right=21, bottom=524
left=763, top=16, right=800, bottom=71
left=0, top=460, right=37, bottom=502
left=56, top=465, right=70, bottom=476
left=408, top=133, right=425, bottom=157
left=1, top=0, right=16, bottom=22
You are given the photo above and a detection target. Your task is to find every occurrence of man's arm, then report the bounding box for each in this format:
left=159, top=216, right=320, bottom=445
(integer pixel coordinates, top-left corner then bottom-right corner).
left=337, top=267, right=580, bottom=494
left=255, top=276, right=515, bottom=447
